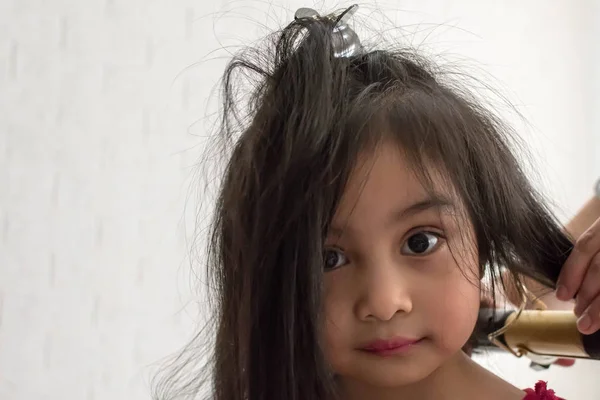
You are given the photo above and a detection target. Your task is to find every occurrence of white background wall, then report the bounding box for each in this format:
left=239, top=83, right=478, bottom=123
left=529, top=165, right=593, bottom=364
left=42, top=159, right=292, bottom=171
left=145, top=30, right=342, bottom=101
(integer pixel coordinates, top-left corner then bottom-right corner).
left=0, top=0, right=598, bottom=399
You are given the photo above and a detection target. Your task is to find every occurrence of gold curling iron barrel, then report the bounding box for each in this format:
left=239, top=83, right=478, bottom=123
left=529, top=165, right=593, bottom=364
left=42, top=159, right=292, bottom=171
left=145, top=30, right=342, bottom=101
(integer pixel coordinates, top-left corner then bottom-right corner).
left=471, top=180, right=600, bottom=367
left=475, top=308, right=600, bottom=367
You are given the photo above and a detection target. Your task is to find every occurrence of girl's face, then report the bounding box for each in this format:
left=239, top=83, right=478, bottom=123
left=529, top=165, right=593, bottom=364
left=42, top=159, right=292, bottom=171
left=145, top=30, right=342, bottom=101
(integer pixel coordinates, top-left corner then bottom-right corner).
left=322, top=143, right=481, bottom=390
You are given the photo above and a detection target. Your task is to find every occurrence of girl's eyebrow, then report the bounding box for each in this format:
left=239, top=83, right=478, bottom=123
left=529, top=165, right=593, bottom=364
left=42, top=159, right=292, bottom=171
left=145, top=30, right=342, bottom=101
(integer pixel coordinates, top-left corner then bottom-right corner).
left=328, top=194, right=455, bottom=236
left=389, top=194, right=455, bottom=223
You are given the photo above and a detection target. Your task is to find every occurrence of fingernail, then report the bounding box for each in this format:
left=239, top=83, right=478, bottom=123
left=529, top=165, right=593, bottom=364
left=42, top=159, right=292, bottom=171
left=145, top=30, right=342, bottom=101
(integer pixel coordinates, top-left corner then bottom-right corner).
left=556, top=285, right=569, bottom=301
left=577, top=314, right=591, bottom=332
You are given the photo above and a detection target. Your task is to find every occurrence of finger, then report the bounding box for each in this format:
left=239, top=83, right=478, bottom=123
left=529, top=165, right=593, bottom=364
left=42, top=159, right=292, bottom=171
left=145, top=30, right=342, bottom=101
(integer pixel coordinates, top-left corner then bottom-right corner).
left=557, top=220, right=600, bottom=300
left=554, top=358, right=576, bottom=367
left=574, top=253, right=600, bottom=317
left=577, top=295, right=600, bottom=334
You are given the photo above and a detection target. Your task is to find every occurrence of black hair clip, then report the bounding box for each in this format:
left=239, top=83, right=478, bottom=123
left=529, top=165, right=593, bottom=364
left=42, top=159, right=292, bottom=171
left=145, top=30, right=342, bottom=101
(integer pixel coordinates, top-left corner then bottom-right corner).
left=294, top=4, right=363, bottom=58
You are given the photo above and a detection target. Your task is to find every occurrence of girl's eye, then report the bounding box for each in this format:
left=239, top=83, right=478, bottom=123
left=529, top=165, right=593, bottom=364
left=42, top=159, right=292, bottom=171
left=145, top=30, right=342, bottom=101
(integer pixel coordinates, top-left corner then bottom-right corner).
left=401, top=232, right=442, bottom=255
left=324, top=248, right=348, bottom=271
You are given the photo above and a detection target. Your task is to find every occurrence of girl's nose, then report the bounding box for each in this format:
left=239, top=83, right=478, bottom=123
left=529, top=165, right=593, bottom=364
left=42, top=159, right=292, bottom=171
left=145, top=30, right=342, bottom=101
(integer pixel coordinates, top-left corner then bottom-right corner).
left=355, top=259, right=413, bottom=322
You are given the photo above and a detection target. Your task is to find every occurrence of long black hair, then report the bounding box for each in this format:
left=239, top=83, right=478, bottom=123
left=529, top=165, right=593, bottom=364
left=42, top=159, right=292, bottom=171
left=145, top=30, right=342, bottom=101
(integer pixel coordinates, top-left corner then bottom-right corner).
left=153, top=8, right=573, bottom=400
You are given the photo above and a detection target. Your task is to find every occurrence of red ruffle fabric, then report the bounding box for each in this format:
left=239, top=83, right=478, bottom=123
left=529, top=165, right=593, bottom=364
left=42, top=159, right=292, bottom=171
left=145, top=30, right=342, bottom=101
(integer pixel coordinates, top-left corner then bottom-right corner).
left=523, top=381, right=564, bottom=400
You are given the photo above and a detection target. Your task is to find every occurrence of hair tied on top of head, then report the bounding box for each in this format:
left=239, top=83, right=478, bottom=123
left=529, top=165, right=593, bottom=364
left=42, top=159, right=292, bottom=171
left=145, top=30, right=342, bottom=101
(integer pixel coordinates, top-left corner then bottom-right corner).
left=294, top=4, right=363, bottom=58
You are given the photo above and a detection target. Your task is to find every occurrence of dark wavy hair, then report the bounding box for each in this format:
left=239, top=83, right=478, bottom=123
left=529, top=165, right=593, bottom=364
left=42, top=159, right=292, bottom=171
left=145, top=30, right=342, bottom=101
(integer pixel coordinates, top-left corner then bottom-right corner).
left=153, top=8, right=573, bottom=400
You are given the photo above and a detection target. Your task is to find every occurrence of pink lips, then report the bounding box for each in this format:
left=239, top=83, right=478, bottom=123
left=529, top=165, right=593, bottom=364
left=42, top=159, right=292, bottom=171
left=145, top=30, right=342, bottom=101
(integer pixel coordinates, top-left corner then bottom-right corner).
left=360, top=337, right=422, bottom=356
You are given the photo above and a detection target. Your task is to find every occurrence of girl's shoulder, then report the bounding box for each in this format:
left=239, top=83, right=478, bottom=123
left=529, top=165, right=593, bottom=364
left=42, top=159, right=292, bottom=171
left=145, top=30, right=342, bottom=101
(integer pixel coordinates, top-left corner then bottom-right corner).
left=522, top=381, right=564, bottom=400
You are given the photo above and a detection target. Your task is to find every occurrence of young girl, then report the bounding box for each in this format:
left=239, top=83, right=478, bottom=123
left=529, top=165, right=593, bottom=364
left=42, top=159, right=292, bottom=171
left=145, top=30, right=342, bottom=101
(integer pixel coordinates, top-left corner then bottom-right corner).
left=155, top=5, right=600, bottom=400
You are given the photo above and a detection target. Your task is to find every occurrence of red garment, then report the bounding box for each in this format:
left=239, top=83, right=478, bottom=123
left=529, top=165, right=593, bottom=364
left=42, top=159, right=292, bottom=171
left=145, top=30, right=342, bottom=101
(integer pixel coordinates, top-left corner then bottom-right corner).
left=523, top=381, right=564, bottom=400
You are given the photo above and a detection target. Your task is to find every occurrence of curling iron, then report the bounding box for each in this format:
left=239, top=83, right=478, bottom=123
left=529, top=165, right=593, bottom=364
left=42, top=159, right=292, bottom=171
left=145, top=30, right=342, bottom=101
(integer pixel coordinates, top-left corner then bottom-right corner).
left=473, top=180, right=600, bottom=369
left=474, top=308, right=600, bottom=369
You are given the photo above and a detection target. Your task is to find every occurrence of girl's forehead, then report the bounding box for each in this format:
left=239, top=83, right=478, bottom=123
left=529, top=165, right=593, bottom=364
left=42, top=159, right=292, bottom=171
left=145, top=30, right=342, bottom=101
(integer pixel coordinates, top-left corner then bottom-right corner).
left=347, top=143, right=442, bottom=193
left=335, top=143, right=467, bottom=217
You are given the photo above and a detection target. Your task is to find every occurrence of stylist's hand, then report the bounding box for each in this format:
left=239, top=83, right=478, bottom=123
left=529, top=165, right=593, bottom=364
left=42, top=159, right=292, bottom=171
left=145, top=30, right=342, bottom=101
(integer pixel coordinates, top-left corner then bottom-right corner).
left=556, top=215, right=600, bottom=335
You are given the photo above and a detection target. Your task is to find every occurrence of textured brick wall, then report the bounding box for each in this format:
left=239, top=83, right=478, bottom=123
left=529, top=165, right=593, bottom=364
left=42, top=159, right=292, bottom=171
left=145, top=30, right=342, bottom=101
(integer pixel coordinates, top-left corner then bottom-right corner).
left=0, top=1, right=597, bottom=399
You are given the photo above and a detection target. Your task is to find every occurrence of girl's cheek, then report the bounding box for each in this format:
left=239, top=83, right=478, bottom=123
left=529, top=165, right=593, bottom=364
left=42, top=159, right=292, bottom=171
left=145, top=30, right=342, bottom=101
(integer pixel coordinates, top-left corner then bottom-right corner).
left=322, top=291, right=353, bottom=370
left=433, top=277, right=480, bottom=347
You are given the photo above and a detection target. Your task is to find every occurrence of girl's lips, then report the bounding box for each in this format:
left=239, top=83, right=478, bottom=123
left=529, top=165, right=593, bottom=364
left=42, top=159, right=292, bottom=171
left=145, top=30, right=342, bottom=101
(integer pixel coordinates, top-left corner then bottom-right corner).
left=360, top=337, right=423, bottom=356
